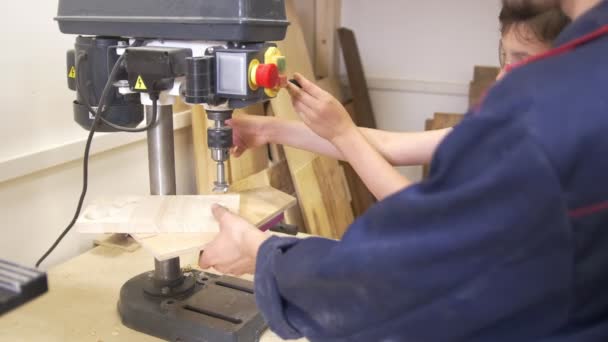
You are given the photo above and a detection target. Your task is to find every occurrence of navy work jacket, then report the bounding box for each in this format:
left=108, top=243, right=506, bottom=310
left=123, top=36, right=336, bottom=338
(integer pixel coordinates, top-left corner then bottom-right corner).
left=255, top=2, right=608, bottom=341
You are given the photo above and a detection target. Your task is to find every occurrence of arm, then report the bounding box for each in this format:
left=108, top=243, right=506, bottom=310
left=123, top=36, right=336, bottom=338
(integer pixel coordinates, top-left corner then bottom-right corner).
left=232, top=115, right=450, bottom=166
left=332, top=127, right=411, bottom=199
left=360, top=127, right=451, bottom=165
left=263, top=118, right=450, bottom=166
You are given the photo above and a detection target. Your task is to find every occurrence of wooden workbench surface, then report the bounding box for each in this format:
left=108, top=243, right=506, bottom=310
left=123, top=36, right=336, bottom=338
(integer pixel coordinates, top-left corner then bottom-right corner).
left=0, top=244, right=306, bottom=342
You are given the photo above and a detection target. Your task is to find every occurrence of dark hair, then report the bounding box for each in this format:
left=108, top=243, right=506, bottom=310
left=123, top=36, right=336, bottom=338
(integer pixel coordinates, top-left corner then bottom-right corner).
left=499, top=5, right=571, bottom=43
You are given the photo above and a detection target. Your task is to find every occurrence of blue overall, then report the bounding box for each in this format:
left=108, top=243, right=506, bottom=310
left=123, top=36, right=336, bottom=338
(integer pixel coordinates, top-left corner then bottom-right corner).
left=255, top=2, right=608, bottom=340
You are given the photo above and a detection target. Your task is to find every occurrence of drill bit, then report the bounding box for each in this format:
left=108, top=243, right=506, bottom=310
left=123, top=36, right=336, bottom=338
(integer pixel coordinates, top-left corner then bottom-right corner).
left=213, top=161, right=229, bottom=193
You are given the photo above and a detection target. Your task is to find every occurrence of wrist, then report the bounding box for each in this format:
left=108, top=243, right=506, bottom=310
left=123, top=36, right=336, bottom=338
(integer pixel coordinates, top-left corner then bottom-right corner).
left=245, top=229, right=270, bottom=260
left=260, top=117, right=283, bottom=145
left=331, top=125, right=360, bottom=150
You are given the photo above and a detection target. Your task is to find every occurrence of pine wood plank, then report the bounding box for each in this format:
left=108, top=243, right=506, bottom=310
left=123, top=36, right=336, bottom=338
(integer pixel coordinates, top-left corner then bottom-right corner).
left=131, top=187, right=296, bottom=261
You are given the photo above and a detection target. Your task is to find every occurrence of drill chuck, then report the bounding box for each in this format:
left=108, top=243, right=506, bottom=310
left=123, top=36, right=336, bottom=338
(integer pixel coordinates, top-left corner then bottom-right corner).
left=211, top=148, right=229, bottom=163
left=207, top=127, right=233, bottom=152
left=207, top=110, right=234, bottom=192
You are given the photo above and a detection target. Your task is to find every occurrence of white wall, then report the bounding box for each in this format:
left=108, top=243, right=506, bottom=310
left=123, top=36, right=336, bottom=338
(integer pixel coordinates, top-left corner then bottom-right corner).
left=0, top=1, right=196, bottom=269
left=341, top=0, right=503, bottom=180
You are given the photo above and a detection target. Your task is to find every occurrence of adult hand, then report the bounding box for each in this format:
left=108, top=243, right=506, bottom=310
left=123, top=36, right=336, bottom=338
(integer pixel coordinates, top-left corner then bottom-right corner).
left=227, top=115, right=270, bottom=158
left=199, top=205, right=270, bottom=276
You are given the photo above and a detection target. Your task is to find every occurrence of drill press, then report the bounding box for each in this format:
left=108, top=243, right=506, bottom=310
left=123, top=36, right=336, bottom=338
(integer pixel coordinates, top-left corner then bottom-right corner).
left=56, top=1, right=288, bottom=340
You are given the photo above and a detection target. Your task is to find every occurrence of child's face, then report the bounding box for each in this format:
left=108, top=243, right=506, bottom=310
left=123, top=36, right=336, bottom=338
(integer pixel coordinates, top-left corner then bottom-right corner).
left=497, top=23, right=553, bottom=80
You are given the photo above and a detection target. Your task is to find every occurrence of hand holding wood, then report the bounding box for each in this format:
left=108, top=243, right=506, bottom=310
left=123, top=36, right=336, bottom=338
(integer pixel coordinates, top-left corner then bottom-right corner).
left=199, top=204, right=270, bottom=276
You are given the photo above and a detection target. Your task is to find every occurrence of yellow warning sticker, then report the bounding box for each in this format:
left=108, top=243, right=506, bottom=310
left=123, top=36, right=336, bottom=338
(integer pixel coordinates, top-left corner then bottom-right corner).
left=68, top=66, right=76, bottom=79
left=134, top=76, right=147, bottom=91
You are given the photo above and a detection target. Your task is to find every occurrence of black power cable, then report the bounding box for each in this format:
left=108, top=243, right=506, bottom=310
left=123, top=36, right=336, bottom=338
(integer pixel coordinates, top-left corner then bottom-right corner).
left=35, top=48, right=159, bottom=268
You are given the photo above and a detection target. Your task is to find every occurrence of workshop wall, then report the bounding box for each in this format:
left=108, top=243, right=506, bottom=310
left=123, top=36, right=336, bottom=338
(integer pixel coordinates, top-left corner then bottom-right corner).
left=0, top=1, right=196, bottom=268
left=341, top=0, right=502, bottom=180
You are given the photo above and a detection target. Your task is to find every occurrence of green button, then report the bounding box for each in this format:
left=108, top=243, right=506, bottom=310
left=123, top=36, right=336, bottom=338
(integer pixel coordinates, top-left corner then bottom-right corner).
left=276, top=57, right=287, bottom=73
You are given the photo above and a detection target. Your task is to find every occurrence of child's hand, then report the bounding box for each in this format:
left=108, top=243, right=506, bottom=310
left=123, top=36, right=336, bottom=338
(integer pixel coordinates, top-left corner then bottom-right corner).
left=286, top=73, right=356, bottom=144
left=227, top=115, right=270, bottom=157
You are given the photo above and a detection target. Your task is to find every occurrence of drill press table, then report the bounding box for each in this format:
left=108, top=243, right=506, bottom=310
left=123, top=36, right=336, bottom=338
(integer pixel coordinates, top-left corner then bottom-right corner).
left=0, top=242, right=307, bottom=342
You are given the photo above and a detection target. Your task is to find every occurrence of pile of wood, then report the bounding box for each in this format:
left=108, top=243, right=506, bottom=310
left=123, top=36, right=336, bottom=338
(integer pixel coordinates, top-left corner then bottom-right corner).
left=469, top=66, right=501, bottom=109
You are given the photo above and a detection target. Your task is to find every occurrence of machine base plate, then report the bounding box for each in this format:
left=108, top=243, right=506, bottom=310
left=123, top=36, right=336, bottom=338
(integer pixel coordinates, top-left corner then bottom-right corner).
left=118, top=270, right=267, bottom=342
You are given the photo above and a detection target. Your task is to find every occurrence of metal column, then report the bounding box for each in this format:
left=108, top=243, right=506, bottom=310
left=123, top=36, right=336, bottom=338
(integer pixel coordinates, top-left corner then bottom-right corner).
left=146, top=104, right=181, bottom=285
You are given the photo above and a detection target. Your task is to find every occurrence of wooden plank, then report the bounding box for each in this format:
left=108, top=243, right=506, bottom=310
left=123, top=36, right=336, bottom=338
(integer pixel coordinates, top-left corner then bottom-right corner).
left=76, top=195, right=240, bottom=234
left=231, top=161, right=306, bottom=232
left=422, top=119, right=434, bottom=179
left=293, top=0, right=316, bottom=67
left=315, top=0, right=342, bottom=78
left=231, top=161, right=295, bottom=195
left=292, top=157, right=353, bottom=237
left=423, top=113, right=465, bottom=179
left=469, top=66, right=500, bottom=109
left=311, top=157, right=353, bottom=237
left=280, top=0, right=316, bottom=78
left=342, top=101, right=376, bottom=217
left=473, top=65, right=501, bottom=84
left=338, top=27, right=377, bottom=129
left=430, top=113, right=465, bottom=130
left=271, top=0, right=355, bottom=237
left=94, top=234, right=140, bottom=252
left=229, top=105, right=270, bottom=182
left=316, top=77, right=344, bottom=102
left=132, top=187, right=296, bottom=261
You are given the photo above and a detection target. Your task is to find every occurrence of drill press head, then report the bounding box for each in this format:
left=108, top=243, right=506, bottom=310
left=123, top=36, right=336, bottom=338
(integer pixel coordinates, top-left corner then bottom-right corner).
left=57, top=0, right=289, bottom=190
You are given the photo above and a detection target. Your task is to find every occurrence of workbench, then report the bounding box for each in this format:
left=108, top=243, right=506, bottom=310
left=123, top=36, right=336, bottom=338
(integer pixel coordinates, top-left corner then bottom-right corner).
left=0, top=243, right=306, bottom=342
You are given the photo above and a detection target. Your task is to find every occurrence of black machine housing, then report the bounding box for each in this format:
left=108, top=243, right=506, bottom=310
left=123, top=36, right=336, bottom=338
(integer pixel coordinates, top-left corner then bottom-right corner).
left=56, top=0, right=289, bottom=42
left=58, top=0, right=288, bottom=131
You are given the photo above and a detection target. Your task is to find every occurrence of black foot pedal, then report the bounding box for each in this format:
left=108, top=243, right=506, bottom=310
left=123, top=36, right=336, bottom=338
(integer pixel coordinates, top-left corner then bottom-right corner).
left=0, top=259, right=48, bottom=315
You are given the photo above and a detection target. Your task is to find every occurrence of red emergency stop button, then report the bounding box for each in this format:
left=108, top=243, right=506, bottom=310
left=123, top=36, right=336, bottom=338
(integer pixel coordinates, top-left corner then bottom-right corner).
left=255, top=64, right=279, bottom=89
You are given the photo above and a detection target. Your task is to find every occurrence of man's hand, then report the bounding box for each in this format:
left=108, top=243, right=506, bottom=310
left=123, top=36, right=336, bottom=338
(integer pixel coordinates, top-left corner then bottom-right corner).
left=199, top=205, right=270, bottom=276
left=227, top=115, right=271, bottom=158
left=286, top=73, right=356, bottom=144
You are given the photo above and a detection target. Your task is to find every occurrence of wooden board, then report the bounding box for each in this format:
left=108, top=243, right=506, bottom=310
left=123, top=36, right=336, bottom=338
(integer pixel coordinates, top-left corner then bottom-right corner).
left=132, top=187, right=296, bottom=261
left=469, top=66, right=500, bottom=109
left=343, top=101, right=376, bottom=217
left=76, top=195, right=240, bottom=234
left=430, top=113, right=465, bottom=130
left=473, top=65, right=501, bottom=84
left=422, top=113, right=465, bottom=179
left=314, top=0, right=342, bottom=78
left=316, top=77, right=344, bottom=102
left=94, top=234, right=140, bottom=252
left=422, top=118, right=434, bottom=178
left=231, top=161, right=306, bottom=232
left=230, top=161, right=294, bottom=195
left=338, top=27, right=377, bottom=129
left=271, top=0, right=354, bottom=238
left=229, top=106, right=271, bottom=181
